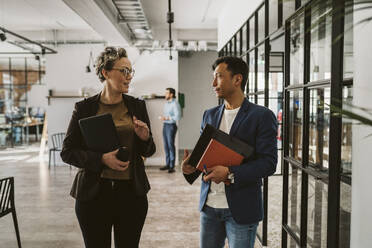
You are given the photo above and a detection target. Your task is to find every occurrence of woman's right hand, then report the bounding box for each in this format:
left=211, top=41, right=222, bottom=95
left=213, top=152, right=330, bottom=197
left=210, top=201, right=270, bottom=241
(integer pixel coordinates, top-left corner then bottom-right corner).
left=101, top=149, right=129, bottom=171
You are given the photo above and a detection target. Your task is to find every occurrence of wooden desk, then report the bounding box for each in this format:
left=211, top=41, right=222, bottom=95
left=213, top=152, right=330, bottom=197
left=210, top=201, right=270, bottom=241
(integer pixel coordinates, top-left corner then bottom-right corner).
left=13, top=121, right=44, bottom=144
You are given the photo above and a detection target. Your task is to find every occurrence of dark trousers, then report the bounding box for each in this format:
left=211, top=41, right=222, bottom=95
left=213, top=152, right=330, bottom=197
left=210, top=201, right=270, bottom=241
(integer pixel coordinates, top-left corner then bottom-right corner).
left=162, top=123, right=177, bottom=168
left=75, top=179, right=148, bottom=248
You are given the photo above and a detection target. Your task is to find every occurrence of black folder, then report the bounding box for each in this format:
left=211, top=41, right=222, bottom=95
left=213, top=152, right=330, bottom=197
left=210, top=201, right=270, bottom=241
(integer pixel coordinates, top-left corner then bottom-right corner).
left=188, top=124, right=254, bottom=168
left=78, top=113, right=120, bottom=153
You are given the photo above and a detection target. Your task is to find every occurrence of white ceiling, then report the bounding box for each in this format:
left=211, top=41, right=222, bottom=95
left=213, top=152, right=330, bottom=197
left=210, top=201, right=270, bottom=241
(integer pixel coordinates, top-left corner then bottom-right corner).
left=141, top=0, right=225, bottom=41
left=0, top=0, right=93, bottom=31
left=142, top=0, right=225, bottom=30
left=0, top=0, right=226, bottom=52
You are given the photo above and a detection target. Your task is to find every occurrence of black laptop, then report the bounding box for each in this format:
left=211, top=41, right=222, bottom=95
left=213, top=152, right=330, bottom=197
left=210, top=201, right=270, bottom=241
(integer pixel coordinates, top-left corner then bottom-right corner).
left=78, top=113, right=120, bottom=153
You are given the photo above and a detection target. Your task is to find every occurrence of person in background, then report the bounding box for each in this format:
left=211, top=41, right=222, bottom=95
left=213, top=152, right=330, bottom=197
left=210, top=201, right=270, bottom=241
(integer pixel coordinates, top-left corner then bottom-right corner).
left=159, top=87, right=181, bottom=173
left=181, top=56, right=277, bottom=248
left=61, top=46, right=156, bottom=248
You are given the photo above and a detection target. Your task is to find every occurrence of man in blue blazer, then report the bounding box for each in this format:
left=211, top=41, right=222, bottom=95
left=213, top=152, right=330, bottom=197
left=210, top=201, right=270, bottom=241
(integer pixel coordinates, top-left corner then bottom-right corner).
left=182, top=56, right=277, bottom=248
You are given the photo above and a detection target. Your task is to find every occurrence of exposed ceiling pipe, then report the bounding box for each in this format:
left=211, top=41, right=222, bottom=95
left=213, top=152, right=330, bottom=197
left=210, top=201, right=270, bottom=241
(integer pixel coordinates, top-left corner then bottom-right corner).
left=16, top=40, right=107, bottom=45
left=0, top=26, right=57, bottom=54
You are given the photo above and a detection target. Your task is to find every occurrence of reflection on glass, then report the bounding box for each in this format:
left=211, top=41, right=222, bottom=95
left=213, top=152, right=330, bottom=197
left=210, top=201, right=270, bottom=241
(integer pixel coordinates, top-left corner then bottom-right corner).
left=228, top=41, right=232, bottom=56
left=289, top=235, right=301, bottom=248
left=258, top=5, right=266, bottom=42
left=290, top=13, right=304, bottom=85
left=309, top=88, right=330, bottom=169
left=257, top=44, right=265, bottom=91
left=242, top=23, right=247, bottom=53
left=310, top=1, right=332, bottom=81
left=12, top=88, right=27, bottom=108
left=341, top=86, right=352, bottom=174
left=289, top=90, right=303, bottom=160
left=288, top=164, right=302, bottom=240
left=0, top=87, right=11, bottom=114
left=269, top=93, right=283, bottom=150
left=231, top=37, right=236, bottom=56
left=9, top=58, right=27, bottom=108
left=269, top=0, right=278, bottom=34
left=307, top=175, right=328, bottom=247
left=0, top=58, right=9, bottom=71
left=243, top=55, right=249, bottom=93
left=258, top=96, right=265, bottom=106
left=249, top=51, right=255, bottom=93
left=249, top=17, right=255, bottom=49
left=269, top=36, right=284, bottom=151
left=344, top=0, right=353, bottom=78
left=283, top=0, right=296, bottom=23
left=27, top=57, right=41, bottom=85
left=339, top=181, right=351, bottom=247
left=236, top=31, right=241, bottom=56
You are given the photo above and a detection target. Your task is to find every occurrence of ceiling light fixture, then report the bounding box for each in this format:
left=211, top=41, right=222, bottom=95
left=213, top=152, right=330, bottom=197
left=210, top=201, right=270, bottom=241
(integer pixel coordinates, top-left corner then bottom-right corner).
left=198, top=41, right=208, bottom=51
left=187, top=41, right=197, bottom=51
left=166, top=0, right=174, bottom=60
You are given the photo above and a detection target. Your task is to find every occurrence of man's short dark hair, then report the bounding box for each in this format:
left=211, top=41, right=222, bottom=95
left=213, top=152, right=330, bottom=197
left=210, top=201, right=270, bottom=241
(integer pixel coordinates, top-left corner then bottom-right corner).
left=212, top=56, right=248, bottom=92
left=166, top=87, right=176, bottom=98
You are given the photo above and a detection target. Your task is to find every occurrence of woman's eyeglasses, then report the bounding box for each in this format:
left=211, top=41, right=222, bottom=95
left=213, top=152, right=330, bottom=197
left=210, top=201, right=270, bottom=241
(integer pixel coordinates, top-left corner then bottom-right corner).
left=112, top=67, right=135, bottom=78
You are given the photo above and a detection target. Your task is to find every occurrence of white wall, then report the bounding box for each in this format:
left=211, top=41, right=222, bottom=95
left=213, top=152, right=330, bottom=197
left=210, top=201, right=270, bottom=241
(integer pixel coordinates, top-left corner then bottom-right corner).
left=217, top=0, right=262, bottom=50
left=350, top=2, right=372, bottom=247
left=178, top=51, right=218, bottom=150
left=129, top=50, right=178, bottom=166
left=45, top=44, right=105, bottom=164
left=28, top=84, right=48, bottom=111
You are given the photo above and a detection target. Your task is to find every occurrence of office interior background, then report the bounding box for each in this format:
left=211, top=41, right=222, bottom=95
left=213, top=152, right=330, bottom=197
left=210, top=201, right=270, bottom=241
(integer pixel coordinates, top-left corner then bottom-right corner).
left=0, top=0, right=371, bottom=247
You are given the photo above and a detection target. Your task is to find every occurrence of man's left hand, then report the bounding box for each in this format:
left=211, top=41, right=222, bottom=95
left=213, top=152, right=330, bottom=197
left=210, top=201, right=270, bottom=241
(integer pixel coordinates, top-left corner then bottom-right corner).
left=133, top=116, right=150, bottom=141
left=203, top=166, right=229, bottom=184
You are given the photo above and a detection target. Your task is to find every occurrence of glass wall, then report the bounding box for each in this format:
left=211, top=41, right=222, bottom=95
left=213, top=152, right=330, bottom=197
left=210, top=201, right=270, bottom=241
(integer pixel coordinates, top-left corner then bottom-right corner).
left=309, top=87, right=330, bottom=170
left=257, top=44, right=265, bottom=92
left=289, top=90, right=303, bottom=161
left=249, top=17, right=255, bottom=49
left=310, top=1, right=332, bottom=82
left=289, top=13, right=305, bottom=85
left=307, top=175, right=328, bottom=247
left=343, top=0, right=353, bottom=78
left=219, top=0, right=353, bottom=246
left=0, top=56, right=45, bottom=147
left=269, top=0, right=279, bottom=34
left=258, top=5, right=266, bottom=42
left=283, top=0, right=296, bottom=23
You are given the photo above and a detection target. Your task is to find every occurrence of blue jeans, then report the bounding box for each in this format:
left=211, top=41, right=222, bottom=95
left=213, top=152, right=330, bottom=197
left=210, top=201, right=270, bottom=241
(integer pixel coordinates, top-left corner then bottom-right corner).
left=200, top=205, right=258, bottom=248
left=163, top=123, right=177, bottom=169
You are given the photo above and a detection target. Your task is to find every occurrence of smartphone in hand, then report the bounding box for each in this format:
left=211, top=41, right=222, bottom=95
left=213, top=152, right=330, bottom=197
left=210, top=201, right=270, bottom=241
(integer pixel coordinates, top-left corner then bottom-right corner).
left=116, top=147, right=130, bottom=162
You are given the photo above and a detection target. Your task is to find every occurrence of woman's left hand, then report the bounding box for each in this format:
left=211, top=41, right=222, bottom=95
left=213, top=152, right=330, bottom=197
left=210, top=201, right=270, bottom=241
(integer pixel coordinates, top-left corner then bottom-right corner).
left=133, top=116, right=150, bottom=141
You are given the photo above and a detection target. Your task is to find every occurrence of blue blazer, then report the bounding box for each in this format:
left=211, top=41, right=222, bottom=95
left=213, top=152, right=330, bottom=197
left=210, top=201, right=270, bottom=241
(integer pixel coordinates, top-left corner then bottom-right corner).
left=184, top=98, right=278, bottom=224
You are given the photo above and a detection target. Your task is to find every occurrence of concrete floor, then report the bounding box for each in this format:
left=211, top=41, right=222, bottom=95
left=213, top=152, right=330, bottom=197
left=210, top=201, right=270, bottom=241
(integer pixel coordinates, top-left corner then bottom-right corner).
left=0, top=144, right=282, bottom=248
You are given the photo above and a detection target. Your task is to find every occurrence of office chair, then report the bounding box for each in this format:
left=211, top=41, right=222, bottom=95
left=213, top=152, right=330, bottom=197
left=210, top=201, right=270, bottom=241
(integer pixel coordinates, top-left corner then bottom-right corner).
left=0, top=177, right=22, bottom=248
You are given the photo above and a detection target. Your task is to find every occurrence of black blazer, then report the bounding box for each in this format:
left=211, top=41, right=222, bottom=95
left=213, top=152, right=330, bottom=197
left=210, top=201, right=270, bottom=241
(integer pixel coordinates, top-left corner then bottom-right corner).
left=61, top=93, right=156, bottom=201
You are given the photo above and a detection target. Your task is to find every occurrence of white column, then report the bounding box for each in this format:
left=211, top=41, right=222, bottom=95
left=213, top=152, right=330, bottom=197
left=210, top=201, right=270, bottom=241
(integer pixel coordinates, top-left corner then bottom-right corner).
left=351, top=1, right=372, bottom=247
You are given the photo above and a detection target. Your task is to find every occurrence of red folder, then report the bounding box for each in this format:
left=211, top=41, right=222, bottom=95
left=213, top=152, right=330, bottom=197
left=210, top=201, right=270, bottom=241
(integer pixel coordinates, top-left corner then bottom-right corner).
left=196, top=138, right=244, bottom=171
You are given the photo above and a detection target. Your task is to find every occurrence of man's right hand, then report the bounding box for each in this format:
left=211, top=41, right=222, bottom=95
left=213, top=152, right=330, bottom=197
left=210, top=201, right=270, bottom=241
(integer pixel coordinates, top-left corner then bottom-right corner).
left=181, top=150, right=197, bottom=175
left=101, top=149, right=129, bottom=171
